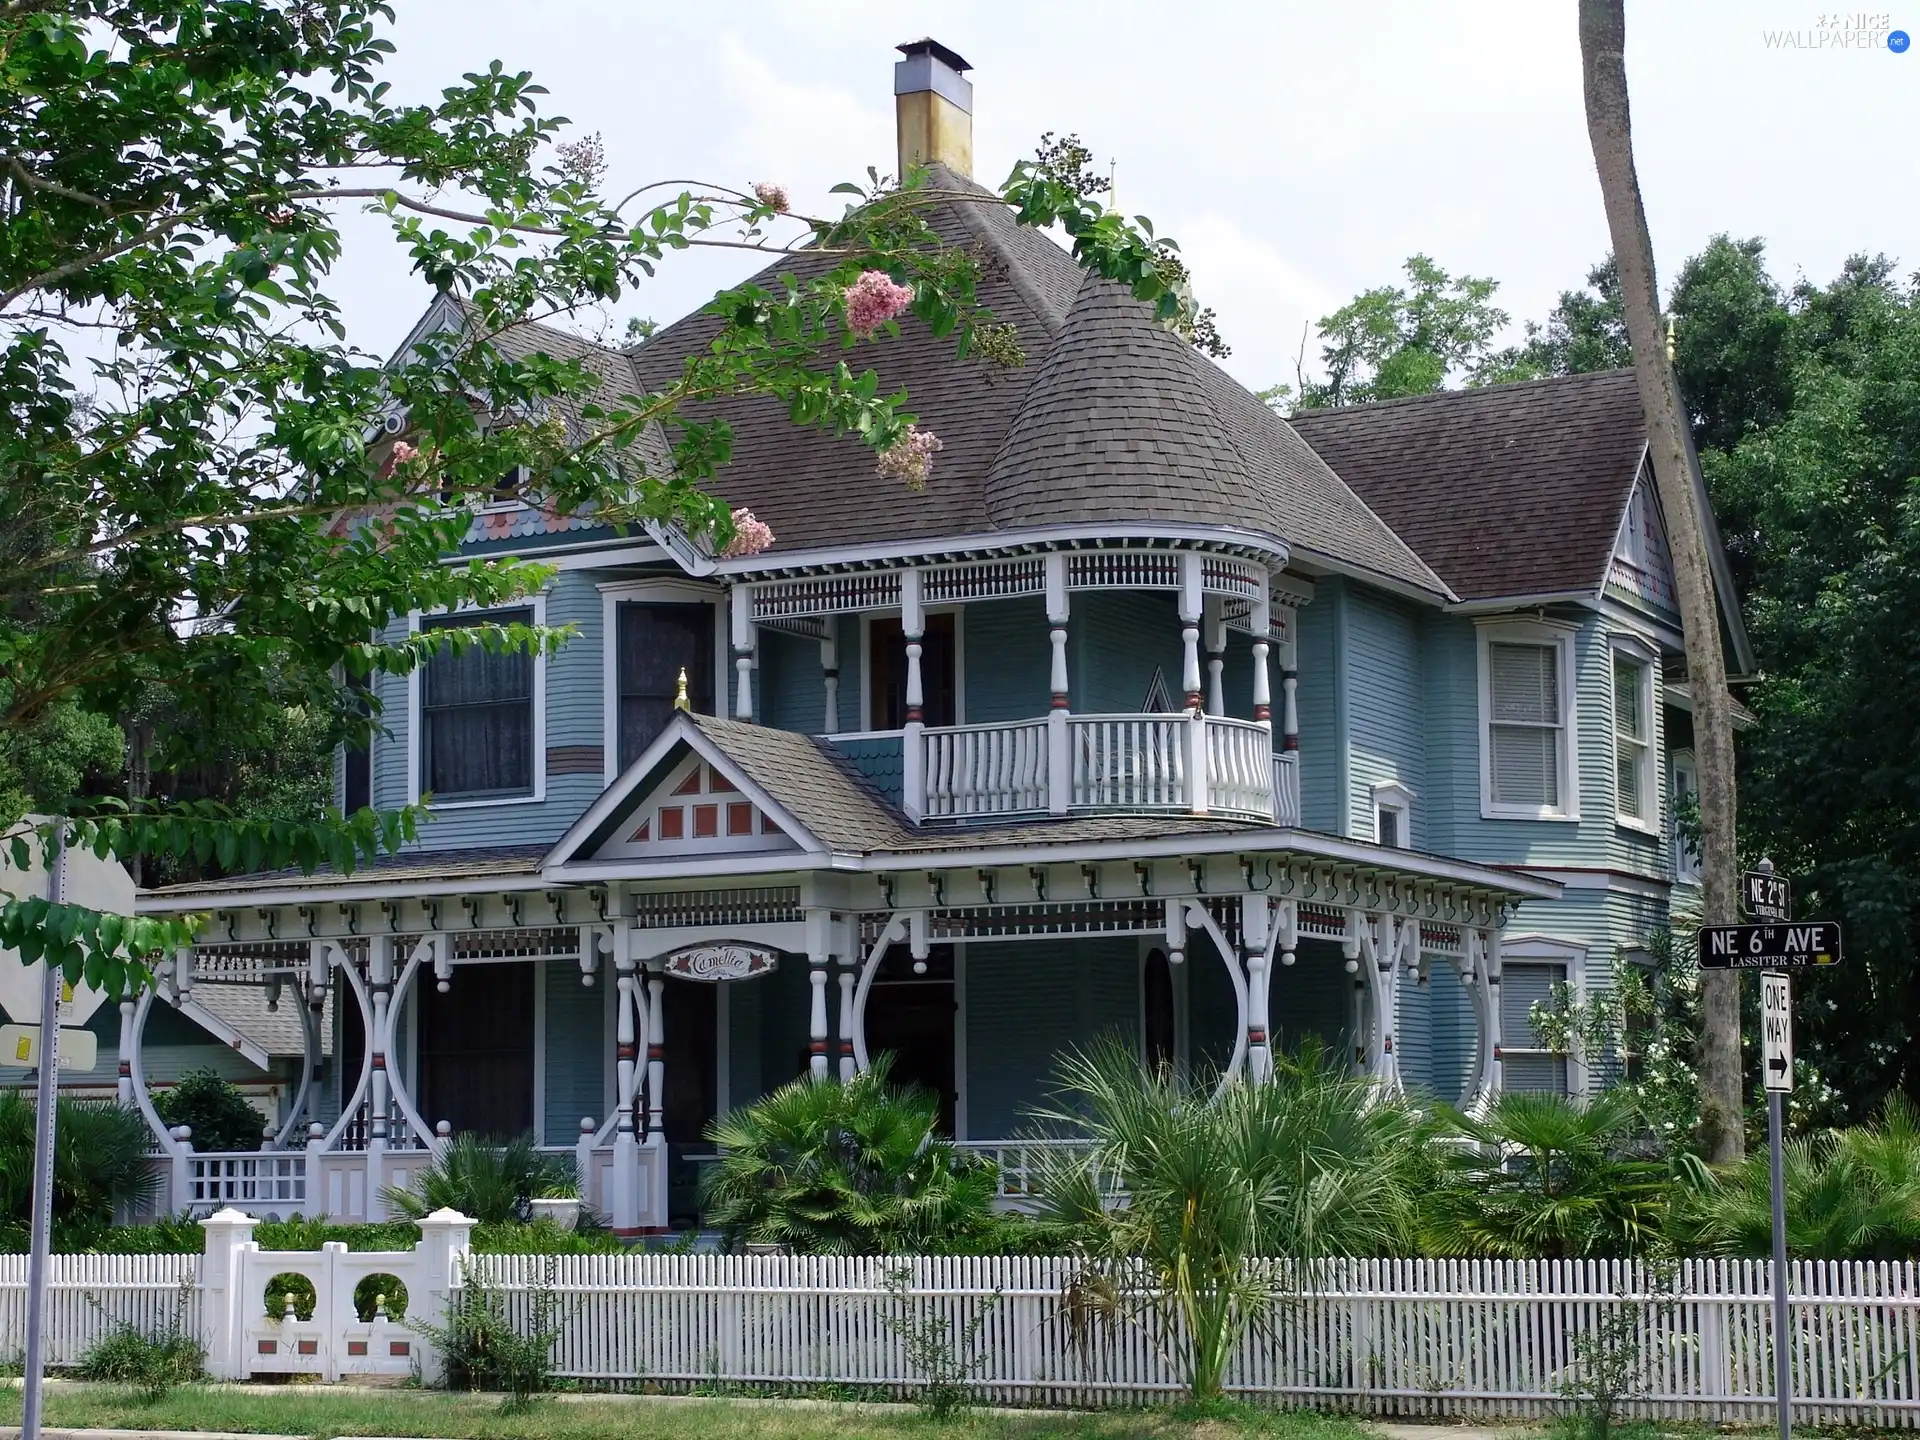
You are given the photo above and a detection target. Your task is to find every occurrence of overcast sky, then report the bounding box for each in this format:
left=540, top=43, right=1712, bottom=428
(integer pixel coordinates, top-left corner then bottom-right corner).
left=338, top=0, right=1917, bottom=394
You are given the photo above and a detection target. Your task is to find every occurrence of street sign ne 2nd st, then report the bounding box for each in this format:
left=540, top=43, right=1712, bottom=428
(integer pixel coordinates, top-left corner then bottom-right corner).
left=1743, top=870, right=1792, bottom=922
left=1697, top=921, right=1843, bottom=970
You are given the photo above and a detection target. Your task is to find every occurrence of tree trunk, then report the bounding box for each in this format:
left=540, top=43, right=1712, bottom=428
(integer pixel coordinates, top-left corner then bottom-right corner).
left=1578, top=0, right=1744, bottom=1162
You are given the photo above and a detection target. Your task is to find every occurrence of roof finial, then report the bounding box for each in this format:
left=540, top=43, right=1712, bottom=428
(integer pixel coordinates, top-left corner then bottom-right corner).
left=673, top=667, right=690, bottom=712
left=1665, top=315, right=1676, bottom=364
left=1108, top=159, right=1117, bottom=216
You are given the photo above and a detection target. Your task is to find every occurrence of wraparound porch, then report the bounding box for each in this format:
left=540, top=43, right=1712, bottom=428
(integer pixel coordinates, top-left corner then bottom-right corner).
left=134, top=833, right=1557, bottom=1231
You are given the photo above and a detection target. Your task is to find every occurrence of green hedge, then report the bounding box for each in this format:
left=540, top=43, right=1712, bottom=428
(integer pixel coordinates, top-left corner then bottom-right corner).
left=63, top=1215, right=631, bottom=1255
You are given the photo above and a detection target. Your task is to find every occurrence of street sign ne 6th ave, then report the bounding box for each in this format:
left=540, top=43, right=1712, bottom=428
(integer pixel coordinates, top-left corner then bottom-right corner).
left=1742, top=871, right=1792, bottom=922
left=1697, top=921, right=1843, bottom=970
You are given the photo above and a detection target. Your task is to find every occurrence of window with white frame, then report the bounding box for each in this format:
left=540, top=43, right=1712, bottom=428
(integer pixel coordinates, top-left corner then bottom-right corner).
left=1372, top=780, right=1415, bottom=849
left=1478, top=621, right=1578, bottom=819
left=418, top=607, right=536, bottom=801
left=1670, top=749, right=1702, bottom=883
left=1500, top=960, right=1571, bottom=1094
left=1612, top=648, right=1656, bottom=827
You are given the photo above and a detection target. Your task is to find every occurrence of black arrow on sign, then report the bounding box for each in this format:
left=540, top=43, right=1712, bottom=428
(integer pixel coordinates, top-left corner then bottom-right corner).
left=1768, top=1054, right=1789, bottom=1078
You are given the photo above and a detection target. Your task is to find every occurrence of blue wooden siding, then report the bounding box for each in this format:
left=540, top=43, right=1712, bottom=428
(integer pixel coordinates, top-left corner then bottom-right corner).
left=1345, top=588, right=1427, bottom=847
left=1069, top=592, right=1187, bottom=715
left=962, top=938, right=1137, bottom=1138
left=960, top=597, right=1050, bottom=724
left=1293, top=584, right=1342, bottom=833
left=542, top=960, right=605, bottom=1143
left=759, top=628, right=826, bottom=734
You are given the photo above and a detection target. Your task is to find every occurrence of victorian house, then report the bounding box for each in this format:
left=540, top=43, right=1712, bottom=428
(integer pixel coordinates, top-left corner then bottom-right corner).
left=121, top=40, right=1749, bottom=1230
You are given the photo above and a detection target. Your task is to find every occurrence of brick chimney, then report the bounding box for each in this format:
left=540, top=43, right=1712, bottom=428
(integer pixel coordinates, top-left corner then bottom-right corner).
left=894, top=38, right=972, bottom=179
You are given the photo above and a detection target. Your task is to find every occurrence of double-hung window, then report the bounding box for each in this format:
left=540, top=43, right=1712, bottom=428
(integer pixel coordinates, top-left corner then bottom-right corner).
left=1500, top=960, right=1571, bottom=1094
left=419, top=608, right=536, bottom=801
left=1479, top=621, right=1577, bottom=819
left=1612, top=649, right=1656, bottom=827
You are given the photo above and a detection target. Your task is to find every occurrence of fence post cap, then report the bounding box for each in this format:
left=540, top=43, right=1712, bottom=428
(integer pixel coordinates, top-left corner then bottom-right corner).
left=418, top=1206, right=475, bottom=1227
left=199, top=1206, right=256, bottom=1229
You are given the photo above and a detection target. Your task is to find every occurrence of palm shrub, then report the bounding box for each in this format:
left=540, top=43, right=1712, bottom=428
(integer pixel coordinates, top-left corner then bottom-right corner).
left=1676, top=1096, right=1920, bottom=1259
left=1035, top=1039, right=1434, bottom=1402
left=382, top=1133, right=573, bottom=1225
left=701, top=1057, right=1000, bottom=1254
left=1422, top=1091, right=1667, bottom=1259
left=0, top=1093, right=158, bottom=1251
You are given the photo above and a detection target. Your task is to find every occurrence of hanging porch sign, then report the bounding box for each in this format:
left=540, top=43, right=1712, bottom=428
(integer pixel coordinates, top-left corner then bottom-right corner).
left=659, top=942, right=779, bottom=982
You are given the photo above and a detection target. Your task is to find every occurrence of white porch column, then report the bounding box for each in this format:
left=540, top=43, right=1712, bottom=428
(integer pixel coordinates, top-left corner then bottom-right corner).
left=366, top=935, right=393, bottom=1218
left=806, top=909, right=831, bottom=1080
left=820, top=630, right=840, bottom=735
left=645, top=961, right=666, bottom=1136
left=610, top=925, right=639, bottom=1233
left=836, top=947, right=858, bottom=1082
left=1204, top=595, right=1227, bottom=716
left=1178, top=552, right=1204, bottom=711
left=1164, top=898, right=1187, bottom=966
left=115, top=992, right=135, bottom=1106
left=1045, top=553, right=1070, bottom=816
left=1251, top=592, right=1273, bottom=731
left=1483, top=927, right=1504, bottom=1097
left=1276, top=898, right=1298, bottom=968
left=1343, top=911, right=1365, bottom=1071
left=900, top=567, right=926, bottom=822
left=1241, top=894, right=1273, bottom=1083
left=730, top=584, right=755, bottom=721
left=1368, top=914, right=1403, bottom=1089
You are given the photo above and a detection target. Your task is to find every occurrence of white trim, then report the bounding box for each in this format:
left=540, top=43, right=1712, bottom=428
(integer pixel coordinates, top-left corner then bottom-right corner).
left=1608, top=637, right=1660, bottom=835
left=1475, top=616, right=1580, bottom=822
left=713, top=522, right=1292, bottom=579
left=952, top=942, right=967, bottom=1141
left=1370, top=779, right=1417, bottom=849
left=1599, top=595, right=1684, bottom=654
left=1446, top=589, right=1600, bottom=616
left=407, top=593, right=548, bottom=808
left=1498, top=934, right=1588, bottom=1098
left=1517, top=866, right=1672, bottom=900
left=598, top=579, right=728, bottom=785
left=533, top=958, right=548, bottom=1143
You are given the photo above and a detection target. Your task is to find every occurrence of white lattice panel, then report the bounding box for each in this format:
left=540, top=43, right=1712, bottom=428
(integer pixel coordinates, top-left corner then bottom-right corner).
left=749, top=572, right=902, bottom=620
left=922, top=556, right=1046, bottom=602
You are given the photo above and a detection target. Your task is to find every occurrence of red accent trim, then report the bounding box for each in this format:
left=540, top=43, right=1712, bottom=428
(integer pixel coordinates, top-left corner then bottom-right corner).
left=672, top=769, right=703, bottom=796
left=808, top=1040, right=828, bottom=1054
left=1184, top=691, right=1202, bottom=708
left=617, top=1044, right=635, bottom=1060
left=658, top=807, right=684, bottom=840
left=726, top=801, right=755, bottom=836
left=391, top=1341, right=411, bottom=1357
left=347, top=1341, right=368, bottom=1356
left=1247, top=1029, right=1267, bottom=1044
left=692, top=803, right=719, bottom=839
left=1383, top=1035, right=1394, bottom=1053
left=647, top=1044, right=664, bottom=1061
left=1282, top=734, right=1300, bottom=752
left=839, top=1041, right=854, bottom=1055
left=1493, top=1046, right=1504, bottom=1059
left=905, top=706, right=923, bottom=723
left=298, top=1340, right=318, bottom=1355
left=118, top=1062, right=131, bottom=1076
left=371, top=1054, right=386, bottom=1069
left=1051, top=694, right=1070, bottom=709
left=257, top=1341, right=276, bottom=1355
left=1253, top=704, right=1271, bottom=722
left=707, top=765, right=738, bottom=793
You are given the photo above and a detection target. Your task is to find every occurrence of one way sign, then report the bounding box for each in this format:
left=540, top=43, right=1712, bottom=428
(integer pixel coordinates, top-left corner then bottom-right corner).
left=1762, top=973, right=1793, bottom=1092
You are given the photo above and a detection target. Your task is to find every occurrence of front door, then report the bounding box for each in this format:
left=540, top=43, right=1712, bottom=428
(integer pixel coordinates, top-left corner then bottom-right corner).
left=864, top=944, right=956, bottom=1133
left=417, top=961, right=535, bottom=1139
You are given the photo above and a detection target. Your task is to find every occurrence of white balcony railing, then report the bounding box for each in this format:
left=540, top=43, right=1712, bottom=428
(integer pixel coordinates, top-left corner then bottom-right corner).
left=911, top=712, right=1299, bottom=826
left=923, top=717, right=1049, bottom=819
left=185, top=1151, right=308, bottom=1214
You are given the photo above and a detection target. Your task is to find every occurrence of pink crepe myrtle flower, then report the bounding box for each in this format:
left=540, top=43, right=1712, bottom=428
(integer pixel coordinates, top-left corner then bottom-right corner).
left=845, top=269, right=914, bottom=337
left=376, top=439, right=418, bottom=480
left=752, top=181, right=790, bottom=214
left=875, top=426, right=943, bottom=492
left=721, top=506, right=776, bottom=558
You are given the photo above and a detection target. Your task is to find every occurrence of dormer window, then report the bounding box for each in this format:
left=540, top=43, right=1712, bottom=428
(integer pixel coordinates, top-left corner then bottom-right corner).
left=1371, top=780, right=1416, bottom=849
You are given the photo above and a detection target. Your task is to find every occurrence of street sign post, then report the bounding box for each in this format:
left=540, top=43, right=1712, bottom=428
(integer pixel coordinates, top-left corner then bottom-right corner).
left=1761, top=968, right=1793, bottom=1440
left=1697, top=922, right=1842, bottom=970
left=1744, top=870, right=1793, bottom=922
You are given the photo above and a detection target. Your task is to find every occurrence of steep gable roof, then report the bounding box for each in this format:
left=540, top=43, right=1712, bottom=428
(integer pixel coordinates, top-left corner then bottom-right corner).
left=1287, top=370, right=1647, bottom=603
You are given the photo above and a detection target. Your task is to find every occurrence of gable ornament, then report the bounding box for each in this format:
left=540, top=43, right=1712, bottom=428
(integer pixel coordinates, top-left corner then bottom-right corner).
left=659, top=941, right=779, bottom=983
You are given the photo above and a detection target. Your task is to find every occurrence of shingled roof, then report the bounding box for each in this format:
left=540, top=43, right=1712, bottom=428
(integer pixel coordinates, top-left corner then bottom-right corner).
left=486, top=167, right=1451, bottom=598
left=1288, top=370, right=1648, bottom=603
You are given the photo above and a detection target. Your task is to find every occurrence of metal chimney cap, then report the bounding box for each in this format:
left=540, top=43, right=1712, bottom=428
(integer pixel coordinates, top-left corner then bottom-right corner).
left=895, top=37, right=972, bottom=72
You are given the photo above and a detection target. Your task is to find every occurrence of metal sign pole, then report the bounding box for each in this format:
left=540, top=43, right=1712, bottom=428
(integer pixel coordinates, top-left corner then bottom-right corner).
left=20, top=828, right=64, bottom=1440
left=1769, top=1075, right=1791, bottom=1440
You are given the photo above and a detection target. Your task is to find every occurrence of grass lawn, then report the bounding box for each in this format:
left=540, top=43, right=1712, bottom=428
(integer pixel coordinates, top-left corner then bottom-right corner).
left=0, top=1382, right=1383, bottom=1440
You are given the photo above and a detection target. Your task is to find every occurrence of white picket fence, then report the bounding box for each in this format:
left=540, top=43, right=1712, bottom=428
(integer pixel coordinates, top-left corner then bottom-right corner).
left=12, top=1247, right=1920, bottom=1420
left=0, top=1254, right=199, bottom=1368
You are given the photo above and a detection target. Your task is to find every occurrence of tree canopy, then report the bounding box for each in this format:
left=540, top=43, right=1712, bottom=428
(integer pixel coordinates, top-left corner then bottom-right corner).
left=0, top=0, right=1198, bottom=995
